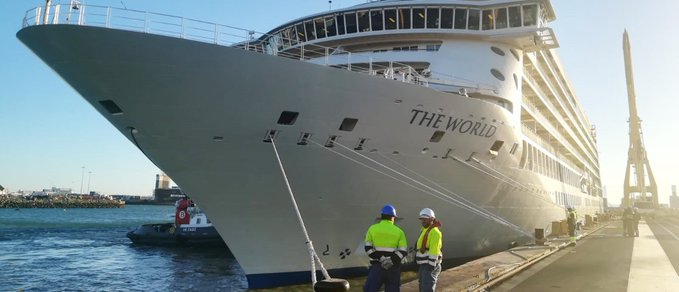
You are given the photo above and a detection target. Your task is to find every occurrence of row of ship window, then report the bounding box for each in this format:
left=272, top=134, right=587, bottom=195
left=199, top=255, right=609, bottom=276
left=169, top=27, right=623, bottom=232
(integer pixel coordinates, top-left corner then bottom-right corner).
left=265, top=4, right=539, bottom=51
left=522, top=141, right=583, bottom=190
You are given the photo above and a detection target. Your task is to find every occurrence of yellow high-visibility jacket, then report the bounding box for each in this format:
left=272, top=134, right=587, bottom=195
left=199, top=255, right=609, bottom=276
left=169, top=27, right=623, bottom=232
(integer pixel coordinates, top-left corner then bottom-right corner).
left=415, top=225, right=442, bottom=266
left=364, top=220, right=408, bottom=264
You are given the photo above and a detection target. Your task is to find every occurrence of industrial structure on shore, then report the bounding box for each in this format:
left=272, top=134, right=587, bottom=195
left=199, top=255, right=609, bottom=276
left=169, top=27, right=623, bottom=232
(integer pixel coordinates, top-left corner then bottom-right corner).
left=621, top=30, right=657, bottom=209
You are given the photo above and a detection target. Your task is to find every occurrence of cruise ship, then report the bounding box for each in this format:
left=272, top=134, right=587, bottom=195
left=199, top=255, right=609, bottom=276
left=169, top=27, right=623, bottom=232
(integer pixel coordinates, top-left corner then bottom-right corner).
left=18, top=0, right=603, bottom=288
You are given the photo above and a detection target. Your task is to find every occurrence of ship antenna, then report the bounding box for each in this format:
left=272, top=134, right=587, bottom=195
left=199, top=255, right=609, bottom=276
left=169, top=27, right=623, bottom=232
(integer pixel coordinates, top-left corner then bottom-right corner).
left=328, top=0, right=332, bottom=10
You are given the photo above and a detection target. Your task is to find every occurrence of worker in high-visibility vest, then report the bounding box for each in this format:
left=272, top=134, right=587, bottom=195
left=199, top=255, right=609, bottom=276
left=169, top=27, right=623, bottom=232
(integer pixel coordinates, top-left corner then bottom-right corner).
left=364, top=204, right=408, bottom=292
left=567, top=207, right=577, bottom=246
left=415, top=208, right=442, bottom=292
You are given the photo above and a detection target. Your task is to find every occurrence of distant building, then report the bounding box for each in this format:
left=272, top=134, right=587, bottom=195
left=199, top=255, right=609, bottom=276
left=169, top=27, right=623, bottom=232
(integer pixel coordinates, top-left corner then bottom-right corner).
left=153, top=173, right=185, bottom=204
left=670, top=185, right=679, bottom=209
left=0, top=184, right=5, bottom=195
left=42, top=187, right=72, bottom=196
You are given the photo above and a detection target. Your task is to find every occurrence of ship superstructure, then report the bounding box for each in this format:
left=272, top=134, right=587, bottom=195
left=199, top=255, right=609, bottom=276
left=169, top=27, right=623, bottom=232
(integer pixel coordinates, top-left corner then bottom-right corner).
left=18, top=0, right=603, bottom=288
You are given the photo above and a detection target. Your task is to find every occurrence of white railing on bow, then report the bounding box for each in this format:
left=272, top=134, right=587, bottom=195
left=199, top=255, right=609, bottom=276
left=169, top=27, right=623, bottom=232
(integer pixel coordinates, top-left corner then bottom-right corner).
left=23, top=4, right=433, bottom=86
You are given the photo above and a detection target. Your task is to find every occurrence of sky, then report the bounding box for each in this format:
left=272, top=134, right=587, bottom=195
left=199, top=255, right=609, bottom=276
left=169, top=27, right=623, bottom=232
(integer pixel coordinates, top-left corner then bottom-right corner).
left=1, top=0, right=678, bottom=205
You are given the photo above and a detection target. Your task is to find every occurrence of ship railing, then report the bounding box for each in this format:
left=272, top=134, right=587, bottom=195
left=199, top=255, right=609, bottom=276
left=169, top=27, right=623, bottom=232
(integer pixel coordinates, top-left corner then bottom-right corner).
left=22, top=4, right=503, bottom=91
left=520, top=123, right=580, bottom=173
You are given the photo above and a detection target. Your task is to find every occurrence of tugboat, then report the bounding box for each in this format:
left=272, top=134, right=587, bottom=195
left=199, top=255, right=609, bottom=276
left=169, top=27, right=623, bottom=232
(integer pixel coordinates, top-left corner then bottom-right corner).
left=127, top=197, right=225, bottom=247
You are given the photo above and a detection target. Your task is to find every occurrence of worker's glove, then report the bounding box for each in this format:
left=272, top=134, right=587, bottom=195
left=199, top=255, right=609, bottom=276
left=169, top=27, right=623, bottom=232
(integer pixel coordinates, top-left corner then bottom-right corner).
left=379, top=256, right=394, bottom=270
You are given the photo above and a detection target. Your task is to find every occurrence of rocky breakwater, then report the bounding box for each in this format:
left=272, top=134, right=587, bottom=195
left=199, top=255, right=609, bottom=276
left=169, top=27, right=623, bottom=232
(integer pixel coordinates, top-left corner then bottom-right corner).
left=0, top=194, right=125, bottom=208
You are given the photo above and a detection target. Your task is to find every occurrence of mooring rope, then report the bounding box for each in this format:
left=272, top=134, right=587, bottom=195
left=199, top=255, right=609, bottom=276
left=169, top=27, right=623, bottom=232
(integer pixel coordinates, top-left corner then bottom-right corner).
left=448, top=155, right=564, bottom=209
left=269, top=138, right=330, bottom=286
left=310, top=139, right=531, bottom=237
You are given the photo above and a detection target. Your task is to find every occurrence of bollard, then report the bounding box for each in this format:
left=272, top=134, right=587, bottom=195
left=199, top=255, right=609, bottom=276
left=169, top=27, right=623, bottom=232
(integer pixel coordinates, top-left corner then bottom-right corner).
left=560, top=220, right=568, bottom=236
left=585, top=215, right=593, bottom=227
left=551, top=221, right=561, bottom=237
left=314, top=278, right=350, bottom=292
left=535, top=228, right=546, bottom=245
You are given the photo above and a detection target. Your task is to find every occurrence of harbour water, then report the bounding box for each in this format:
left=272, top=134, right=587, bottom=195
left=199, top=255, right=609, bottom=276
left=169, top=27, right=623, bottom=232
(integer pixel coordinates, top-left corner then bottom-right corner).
left=0, top=205, right=247, bottom=291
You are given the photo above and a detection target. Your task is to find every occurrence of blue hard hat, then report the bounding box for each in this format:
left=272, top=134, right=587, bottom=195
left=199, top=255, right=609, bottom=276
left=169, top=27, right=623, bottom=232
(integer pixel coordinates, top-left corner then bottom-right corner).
left=380, top=204, right=397, bottom=217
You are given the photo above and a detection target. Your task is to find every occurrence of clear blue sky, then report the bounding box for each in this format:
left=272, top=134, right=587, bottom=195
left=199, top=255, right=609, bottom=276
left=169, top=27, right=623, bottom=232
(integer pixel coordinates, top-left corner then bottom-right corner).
left=2, top=1, right=678, bottom=206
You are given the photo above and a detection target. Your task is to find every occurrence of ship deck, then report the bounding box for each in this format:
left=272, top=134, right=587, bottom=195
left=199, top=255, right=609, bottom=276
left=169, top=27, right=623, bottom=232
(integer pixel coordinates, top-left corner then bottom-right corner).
left=398, top=213, right=679, bottom=291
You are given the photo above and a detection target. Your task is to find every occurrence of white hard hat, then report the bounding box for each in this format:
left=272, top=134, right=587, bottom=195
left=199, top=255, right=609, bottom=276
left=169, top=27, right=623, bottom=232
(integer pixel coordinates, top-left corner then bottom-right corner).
left=419, top=208, right=435, bottom=219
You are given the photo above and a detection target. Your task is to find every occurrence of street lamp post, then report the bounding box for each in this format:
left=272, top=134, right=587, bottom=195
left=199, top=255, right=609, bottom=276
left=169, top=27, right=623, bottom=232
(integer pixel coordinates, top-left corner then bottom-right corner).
left=87, top=171, right=92, bottom=195
left=80, top=166, right=85, bottom=195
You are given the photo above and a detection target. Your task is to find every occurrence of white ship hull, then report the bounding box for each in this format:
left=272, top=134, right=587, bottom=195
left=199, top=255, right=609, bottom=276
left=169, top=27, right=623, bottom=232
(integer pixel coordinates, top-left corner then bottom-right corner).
left=19, top=22, right=601, bottom=288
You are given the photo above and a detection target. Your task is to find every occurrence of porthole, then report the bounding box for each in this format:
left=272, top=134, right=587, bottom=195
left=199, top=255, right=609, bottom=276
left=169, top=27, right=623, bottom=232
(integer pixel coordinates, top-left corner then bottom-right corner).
left=490, top=69, right=505, bottom=81
left=490, top=46, right=505, bottom=56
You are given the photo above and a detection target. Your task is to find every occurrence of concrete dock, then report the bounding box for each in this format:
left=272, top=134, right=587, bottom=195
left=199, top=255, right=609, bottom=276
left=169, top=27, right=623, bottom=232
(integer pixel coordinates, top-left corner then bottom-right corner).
left=398, top=214, right=679, bottom=292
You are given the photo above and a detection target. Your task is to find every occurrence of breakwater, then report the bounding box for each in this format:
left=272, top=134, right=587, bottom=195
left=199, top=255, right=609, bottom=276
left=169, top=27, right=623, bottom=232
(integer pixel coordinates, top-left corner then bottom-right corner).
left=0, top=194, right=124, bottom=208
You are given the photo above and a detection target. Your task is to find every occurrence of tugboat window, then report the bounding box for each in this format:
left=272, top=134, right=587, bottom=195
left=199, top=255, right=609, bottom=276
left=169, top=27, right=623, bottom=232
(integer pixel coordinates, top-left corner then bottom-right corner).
left=427, top=8, right=439, bottom=29
left=358, top=11, right=370, bottom=32
left=508, top=6, right=521, bottom=27
left=413, top=8, right=425, bottom=28
left=398, top=8, right=411, bottom=29
left=495, top=8, right=508, bottom=29
left=336, top=13, right=346, bottom=35
left=523, top=4, right=538, bottom=26
left=371, top=10, right=384, bottom=31
left=441, top=8, right=454, bottom=29
left=345, top=12, right=357, bottom=33
left=385, top=9, right=397, bottom=30
left=454, top=8, right=467, bottom=29
left=468, top=9, right=480, bottom=30
left=482, top=9, right=494, bottom=30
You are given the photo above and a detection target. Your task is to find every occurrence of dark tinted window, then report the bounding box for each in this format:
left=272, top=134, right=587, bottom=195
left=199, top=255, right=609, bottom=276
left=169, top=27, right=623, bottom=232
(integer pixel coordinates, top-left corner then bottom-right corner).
left=523, top=4, right=537, bottom=26
left=508, top=6, right=521, bottom=27
left=336, top=14, right=346, bottom=35
left=371, top=10, right=383, bottom=31
left=385, top=9, right=397, bottom=30
left=358, top=11, right=370, bottom=32
left=496, top=8, right=508, bottom=29
left=296, top=23, right=306, bottom=42
left=304, top=21, right=316, bottom=40
left=482, top=9, right=494, bottom=30
left=345, top=13, right=357, bottom=33
left=413, top=8, right=425, bottom=28
left=468, top=9, right=480, bottom=30
left=399, top=8, right=411, bottom=29
left=314, top=18, right=326, bottom=38
left=325, top=16, right=337, bottom=37
left=454, top=8, right=467, bottom=29
left=427, top=8, right=439, bottom=28
left=441, top=8, right=453, bottom=29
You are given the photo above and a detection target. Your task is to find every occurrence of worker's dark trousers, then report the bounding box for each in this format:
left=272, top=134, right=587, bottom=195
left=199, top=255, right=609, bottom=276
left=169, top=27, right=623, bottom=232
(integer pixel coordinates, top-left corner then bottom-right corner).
left=364, top=262, right=400, bottom=292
